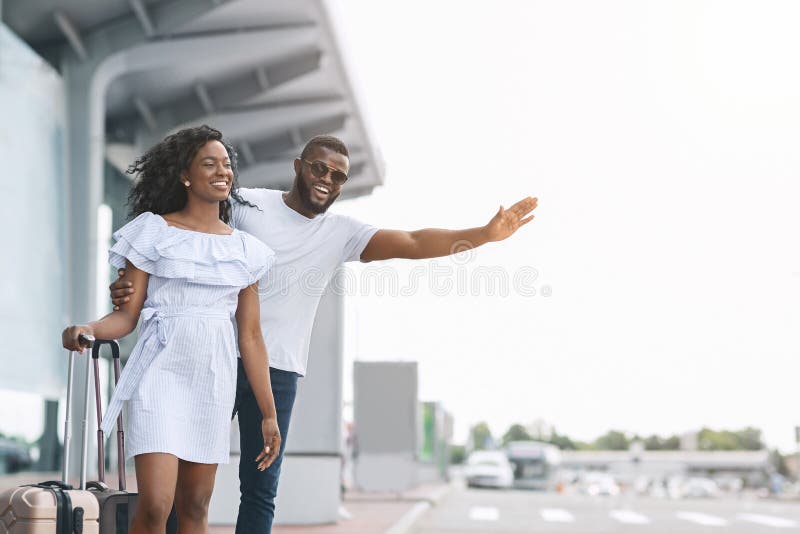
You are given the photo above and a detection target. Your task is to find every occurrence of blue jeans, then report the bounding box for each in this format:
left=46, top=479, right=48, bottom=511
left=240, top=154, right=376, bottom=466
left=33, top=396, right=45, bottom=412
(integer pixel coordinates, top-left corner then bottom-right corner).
left=233, top=360, right=299, bottom=534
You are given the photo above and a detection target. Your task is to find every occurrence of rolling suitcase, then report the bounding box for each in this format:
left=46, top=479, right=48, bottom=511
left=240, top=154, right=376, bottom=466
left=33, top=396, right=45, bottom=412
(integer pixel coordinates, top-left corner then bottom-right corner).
left=86, top=339, right=178, bottom=534
left=0, top=334, right=101, bottom=533
left=85, top=340, right=137, bottom=534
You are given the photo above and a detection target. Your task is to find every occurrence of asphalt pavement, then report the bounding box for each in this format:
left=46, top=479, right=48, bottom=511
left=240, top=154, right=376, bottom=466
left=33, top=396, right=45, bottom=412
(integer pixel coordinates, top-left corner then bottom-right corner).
left=208, top=483, right=453, bottom=534
left=409, top=484, right=800, bottom=533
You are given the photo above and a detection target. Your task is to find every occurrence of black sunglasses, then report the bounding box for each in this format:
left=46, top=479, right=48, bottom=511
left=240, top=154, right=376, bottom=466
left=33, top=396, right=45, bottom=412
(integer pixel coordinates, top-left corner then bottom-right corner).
left=302, top=159, right=348, bottom=186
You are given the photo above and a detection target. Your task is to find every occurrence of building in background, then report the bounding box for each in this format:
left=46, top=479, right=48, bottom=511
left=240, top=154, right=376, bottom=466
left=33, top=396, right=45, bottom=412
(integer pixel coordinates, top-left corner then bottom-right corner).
left=1, top=0, right=383, bottom=525
left=353, top=361, right=419, bottom=493
left=418, top=401, right=453, bottom=484
left=560, top=449, right=770, bottom=488
left=352, top=361, right=452, bottom=493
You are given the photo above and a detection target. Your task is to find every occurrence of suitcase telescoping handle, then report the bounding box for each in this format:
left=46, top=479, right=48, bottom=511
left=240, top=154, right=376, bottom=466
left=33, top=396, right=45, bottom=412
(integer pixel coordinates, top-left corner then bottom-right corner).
left=91, top=339, right=126, bottom=491
left=63, top=333, right=95, bottom=488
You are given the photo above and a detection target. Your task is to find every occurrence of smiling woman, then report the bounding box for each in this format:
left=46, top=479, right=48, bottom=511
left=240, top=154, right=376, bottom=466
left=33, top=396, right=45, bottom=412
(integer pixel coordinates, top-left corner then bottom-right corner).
left=60, top=124, right=281, bottom=533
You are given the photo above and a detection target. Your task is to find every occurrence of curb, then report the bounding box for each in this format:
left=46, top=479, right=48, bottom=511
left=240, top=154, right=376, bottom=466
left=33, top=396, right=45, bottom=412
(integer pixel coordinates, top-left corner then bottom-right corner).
left=384, top=482, right=456, bottom=534
left=384, top=501, right=431, bottom=534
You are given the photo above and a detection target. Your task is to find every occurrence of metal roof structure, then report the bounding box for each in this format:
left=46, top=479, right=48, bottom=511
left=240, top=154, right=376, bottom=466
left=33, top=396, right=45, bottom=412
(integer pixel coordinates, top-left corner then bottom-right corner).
left=3, top=0, right=384, bottom=198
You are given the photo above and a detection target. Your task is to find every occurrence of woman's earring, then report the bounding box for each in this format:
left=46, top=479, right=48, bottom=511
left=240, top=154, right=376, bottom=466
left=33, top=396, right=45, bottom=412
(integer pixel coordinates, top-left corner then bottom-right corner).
left=184, top=180, right=190, bottom=187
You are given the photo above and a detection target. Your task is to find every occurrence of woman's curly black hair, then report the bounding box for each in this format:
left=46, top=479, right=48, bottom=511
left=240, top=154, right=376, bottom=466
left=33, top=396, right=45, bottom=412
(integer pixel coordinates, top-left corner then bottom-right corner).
left=126, top=124, right=255, bottom=224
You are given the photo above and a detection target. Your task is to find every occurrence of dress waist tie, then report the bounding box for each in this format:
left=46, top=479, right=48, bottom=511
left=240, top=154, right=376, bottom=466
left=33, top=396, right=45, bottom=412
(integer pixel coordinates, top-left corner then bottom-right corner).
left=100, top=306, right=232, bottom=436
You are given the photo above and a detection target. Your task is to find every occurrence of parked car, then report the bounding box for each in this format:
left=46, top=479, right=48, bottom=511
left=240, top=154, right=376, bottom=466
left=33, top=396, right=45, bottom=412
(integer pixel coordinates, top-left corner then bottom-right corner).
left=581, top=472, right=620, bottom=497
left=505, top=441, right=562, bottom=490
left=464, top=450, right=514, bottom=489
left=681, top=477, right=721, bottom=498
left=647, top=478, right=669, bottom=498
left=0, top=439, right=32, bottom=475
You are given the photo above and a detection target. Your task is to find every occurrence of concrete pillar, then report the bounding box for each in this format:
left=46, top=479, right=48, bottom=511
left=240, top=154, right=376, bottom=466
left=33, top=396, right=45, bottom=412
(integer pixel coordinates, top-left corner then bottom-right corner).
left=61, top=51, right=108, bottom=483
left=38, top=400, right=61, bottom=472
left=353, top=361, right=419, bottom=492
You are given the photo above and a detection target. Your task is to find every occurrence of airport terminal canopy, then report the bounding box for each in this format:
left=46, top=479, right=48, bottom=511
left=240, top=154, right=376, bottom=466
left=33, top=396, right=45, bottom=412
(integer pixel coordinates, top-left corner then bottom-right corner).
left=3, top=0, right=385, bottom=198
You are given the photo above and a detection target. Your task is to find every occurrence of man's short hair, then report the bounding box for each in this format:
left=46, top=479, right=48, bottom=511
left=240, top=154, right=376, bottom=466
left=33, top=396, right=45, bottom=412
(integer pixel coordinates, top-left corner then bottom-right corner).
left=300, top=135, right=349, bottom=160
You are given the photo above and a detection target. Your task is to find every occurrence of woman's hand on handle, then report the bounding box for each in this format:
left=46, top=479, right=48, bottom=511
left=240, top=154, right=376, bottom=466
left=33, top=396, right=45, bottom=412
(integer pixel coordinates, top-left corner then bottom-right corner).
left=62, top=325, right=95, bottom=353
left=256, top=416, right=281, bottom=471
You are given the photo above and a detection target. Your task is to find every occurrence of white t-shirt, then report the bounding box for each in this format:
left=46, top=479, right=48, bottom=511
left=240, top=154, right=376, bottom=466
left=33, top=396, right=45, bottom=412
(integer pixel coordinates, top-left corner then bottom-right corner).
left=231, top=188, right=378, bottom=376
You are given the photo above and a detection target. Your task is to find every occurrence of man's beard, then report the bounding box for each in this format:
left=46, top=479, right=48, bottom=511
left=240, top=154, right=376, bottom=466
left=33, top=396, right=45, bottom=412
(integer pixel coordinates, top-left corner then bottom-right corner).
left=295, top=172, right=339, bottom=214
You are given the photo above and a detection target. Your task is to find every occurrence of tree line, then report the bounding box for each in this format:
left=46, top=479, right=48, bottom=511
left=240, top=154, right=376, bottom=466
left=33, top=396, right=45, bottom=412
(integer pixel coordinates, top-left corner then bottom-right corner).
left=467, top=423, right=766, bottom=451
left=448, top=423, right=788, bottom=474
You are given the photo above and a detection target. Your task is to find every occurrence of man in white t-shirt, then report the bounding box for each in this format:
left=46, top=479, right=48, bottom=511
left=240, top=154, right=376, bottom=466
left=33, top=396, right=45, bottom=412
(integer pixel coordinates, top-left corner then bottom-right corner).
left=111, top=135, right=537, bottom=532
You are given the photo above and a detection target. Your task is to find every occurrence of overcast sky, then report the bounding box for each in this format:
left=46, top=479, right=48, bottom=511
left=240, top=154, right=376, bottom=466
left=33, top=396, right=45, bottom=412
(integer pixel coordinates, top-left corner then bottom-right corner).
left=332, top=0, right=800, bottom=451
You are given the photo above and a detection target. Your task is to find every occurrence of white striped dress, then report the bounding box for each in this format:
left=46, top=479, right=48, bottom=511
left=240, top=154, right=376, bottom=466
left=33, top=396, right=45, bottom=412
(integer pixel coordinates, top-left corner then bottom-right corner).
left=99, top=211, right=275, bottom=464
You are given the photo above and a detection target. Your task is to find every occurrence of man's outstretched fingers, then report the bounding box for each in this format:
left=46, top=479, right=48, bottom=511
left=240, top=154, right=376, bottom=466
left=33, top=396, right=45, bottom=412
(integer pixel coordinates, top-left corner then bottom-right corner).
left=514, top=201, right=537, bottom=220
left=511, top=197, right=537, bottom=213
left=507, top=201, right=529, bottom=217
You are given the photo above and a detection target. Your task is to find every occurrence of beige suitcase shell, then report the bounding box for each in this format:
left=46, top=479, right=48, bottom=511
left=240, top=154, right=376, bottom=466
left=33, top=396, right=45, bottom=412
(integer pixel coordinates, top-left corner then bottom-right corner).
left=1, top=336, right=101, bottom=534
left=0, top=485, right=99, bottom=533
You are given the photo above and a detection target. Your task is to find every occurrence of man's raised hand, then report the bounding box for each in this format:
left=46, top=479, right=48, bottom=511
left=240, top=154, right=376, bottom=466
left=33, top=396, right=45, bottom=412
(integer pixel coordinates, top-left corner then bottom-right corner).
left=484, top=196, right=538, bottom=242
